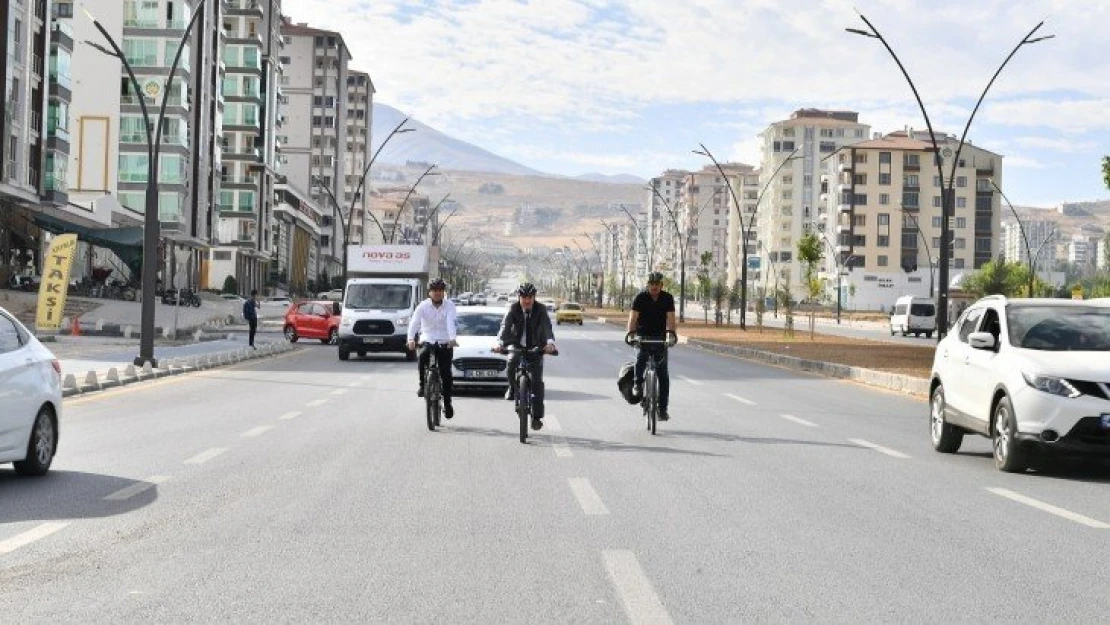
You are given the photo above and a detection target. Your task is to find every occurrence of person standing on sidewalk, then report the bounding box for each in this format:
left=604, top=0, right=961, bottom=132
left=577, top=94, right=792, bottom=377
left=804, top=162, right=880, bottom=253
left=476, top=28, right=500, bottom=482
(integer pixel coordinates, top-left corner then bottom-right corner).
left=243, top=290, right=260, bottom=348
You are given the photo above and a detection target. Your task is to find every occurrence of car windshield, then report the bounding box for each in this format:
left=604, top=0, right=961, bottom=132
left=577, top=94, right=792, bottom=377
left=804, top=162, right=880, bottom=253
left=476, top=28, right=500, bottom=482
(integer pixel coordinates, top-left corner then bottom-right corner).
left=1006, top=305, right=1110, bottom=351
left=561, top=303, right=581, bottom=311
left=457, top=312, right=502, bottom=337
left=345, top=284, right=412, bottom=310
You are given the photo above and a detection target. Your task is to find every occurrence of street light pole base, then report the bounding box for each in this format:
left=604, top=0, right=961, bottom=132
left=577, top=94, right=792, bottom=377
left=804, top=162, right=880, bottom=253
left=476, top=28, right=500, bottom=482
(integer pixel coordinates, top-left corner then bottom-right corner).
left=133, top=355, right=158, bottom=369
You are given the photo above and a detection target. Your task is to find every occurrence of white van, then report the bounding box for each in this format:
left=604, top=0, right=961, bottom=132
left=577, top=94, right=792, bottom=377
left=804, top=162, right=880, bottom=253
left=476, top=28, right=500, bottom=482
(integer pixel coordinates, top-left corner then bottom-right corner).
left=889, top=296, right=937, bottom=338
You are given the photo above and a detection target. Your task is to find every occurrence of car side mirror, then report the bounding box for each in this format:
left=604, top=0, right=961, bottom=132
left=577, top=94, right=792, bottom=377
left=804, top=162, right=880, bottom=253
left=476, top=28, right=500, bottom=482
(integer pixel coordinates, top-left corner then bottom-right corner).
left=968, top=331, right=997, bottom=350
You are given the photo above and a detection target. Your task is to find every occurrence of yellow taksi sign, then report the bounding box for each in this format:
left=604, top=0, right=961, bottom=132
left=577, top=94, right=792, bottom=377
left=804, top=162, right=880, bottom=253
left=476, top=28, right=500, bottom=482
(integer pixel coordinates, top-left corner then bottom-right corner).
left=35, top=234, right=79, bottom=331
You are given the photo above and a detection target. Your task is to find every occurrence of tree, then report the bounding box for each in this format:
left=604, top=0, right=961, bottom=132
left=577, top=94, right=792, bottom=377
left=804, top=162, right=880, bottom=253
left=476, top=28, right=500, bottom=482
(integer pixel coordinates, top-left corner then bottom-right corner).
left=796, top=233, right=824, bottom=338
left=1102, top=155, right=1110, bottom=192
left=726, top=280, right=741, bottom=325
left=221, top=275, right=238, bottom=295
left=779, top=272, right=794, bottom=338
left=754, top=285, right=766, bottom=332
left=696, top=251, right=713, bottom=323
left=711, top=276, right=727, bottom=326
left=961, top=260, right=1030, bottom=297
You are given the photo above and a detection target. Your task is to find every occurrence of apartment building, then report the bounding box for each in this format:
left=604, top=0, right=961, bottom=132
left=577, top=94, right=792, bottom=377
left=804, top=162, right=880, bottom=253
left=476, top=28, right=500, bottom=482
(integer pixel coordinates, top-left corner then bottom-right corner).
left=278, top=18, right=351, bottom=279
left=756, top=109, right=871, bottom=299
left=208, top=0, right=285, bottom=293
left=820, top=129, right=1003, bottom=310
left=1001, top=219, right=1058, bottom=267
left=343, top=69, right=374, bottom=244
left=1, top=0, right=76, bottom=284
left=671, top=165, right=751, bottom=280
left=266, top=179, right=322, bottom=294
left=645, top=171, right=685, bottom=276
left=724, top=166, right=761, bottom=286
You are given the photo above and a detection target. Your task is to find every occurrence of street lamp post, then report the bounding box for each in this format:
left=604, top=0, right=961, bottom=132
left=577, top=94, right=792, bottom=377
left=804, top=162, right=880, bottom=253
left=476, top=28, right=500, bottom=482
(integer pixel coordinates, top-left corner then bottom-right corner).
left=388, top=164, right=439, bottom=243
left=694, top=145, right=801, bottom=330
left=599, top=219, right=631, bottom=310
left=818, top=233, right=859, bottom=324
left=847, top=13, right=1053, bottom=338
left=990, top=179, right=1039, bottom=296
left=85, top=3, right=205, bottom=367
left=899, top=208, right=935, bottom=297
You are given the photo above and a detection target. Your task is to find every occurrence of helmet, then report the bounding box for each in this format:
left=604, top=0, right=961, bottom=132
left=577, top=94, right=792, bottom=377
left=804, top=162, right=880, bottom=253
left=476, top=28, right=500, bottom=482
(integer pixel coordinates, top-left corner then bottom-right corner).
left=647, top=272, right=665, bottom=285
left=516, top=283, right=537, bottom=297
left=428, top=277, right=447, bottom=291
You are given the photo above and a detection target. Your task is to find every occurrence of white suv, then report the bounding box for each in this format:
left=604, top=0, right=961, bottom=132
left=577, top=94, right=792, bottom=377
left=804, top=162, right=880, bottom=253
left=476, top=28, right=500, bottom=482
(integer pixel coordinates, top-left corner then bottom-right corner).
left=929, top=296, right=1110, bottom=472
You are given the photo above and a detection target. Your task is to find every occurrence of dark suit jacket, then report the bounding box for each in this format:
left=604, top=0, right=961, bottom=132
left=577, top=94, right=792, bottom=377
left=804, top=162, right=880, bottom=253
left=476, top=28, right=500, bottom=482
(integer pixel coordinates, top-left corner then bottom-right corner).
left=498, top=302, right=555, bottom=348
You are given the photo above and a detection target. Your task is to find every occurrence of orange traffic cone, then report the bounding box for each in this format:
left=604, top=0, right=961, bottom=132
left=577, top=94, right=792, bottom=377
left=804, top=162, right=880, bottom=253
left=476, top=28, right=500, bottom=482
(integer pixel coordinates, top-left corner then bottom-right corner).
left=71, top=314, right=81, bottom=336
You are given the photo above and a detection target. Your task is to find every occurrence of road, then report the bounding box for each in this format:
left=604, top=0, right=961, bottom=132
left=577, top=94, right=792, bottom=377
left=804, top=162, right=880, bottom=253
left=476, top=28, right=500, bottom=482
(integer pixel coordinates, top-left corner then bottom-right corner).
left=3, top=322, right=1110, bottom=621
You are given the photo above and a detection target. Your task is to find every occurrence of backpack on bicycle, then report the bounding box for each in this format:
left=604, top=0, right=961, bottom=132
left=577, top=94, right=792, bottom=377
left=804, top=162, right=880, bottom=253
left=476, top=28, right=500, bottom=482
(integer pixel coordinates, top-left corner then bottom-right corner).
left=617, top=361, right=640, bottom=405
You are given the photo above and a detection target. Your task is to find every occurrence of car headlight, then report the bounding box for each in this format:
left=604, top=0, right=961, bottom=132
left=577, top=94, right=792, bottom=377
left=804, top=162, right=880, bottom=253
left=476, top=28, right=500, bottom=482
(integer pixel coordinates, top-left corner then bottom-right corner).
left=340, top=317, right=353, bottom=327
left=395, top=317, right=409, bottom=327
left=1022, top=373, right=1082, bottom=398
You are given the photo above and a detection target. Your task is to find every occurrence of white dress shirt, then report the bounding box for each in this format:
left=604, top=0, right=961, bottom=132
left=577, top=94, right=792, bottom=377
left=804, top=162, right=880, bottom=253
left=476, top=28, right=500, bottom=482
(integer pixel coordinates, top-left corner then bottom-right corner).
left=407, top=298, right=457, bottom=343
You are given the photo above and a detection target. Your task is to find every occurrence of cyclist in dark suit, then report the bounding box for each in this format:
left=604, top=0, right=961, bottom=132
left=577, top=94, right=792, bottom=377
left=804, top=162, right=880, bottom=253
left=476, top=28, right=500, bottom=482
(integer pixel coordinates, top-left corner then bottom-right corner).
left=627, top=272, right=677, bottom=420
left=493, top=283, right=557, bottom=430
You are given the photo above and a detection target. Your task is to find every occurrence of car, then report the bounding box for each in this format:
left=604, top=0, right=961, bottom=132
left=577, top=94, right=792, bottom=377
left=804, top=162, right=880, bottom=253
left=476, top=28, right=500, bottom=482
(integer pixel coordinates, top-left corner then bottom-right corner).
left=450, top=306, right=511, bottom=392
left=317, top=288, right=344, bottom=302
left=555, top=301, right=584, bottom=325
left=262, top=296, right=293, bottom=307
left=890, top=295, right=936, bottom=338
left=928, top=296, right=1110, bottom=472
left=0, top=306, right=61, bottom=476
left=284, top=300, right=342, bottom=344
left=220, top=293, right=246, bottom=304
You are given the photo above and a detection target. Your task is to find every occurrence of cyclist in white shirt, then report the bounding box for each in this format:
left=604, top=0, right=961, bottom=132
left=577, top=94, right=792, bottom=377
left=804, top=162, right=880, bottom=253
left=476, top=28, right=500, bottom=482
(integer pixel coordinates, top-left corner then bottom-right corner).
left=406, top=278, right=460, bottom=418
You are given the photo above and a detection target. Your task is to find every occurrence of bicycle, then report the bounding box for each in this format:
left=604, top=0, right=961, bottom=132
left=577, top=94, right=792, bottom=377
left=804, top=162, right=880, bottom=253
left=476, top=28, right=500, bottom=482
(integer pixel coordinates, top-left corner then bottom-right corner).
left=418, top=342, right=451, bottom=432
left=625, top=335, right=673, bottom=435
left=504, top=345, right=558, bottom=443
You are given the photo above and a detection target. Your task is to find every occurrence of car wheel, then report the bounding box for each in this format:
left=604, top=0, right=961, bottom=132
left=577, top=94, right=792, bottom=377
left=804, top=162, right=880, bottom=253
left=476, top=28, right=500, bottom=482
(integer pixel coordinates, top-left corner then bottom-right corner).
left=926, top=331, right=933, bottom=339
left=992, top=395, right=1027, bottom=473
left=889, top=325, right=895, bottom=336
left=901, top=326, right=909, bottom=336
left=338, top=347, right=350, bottom=361
left=284, top=325, right=298, bottom=343
left=930, top=385, right=963, bottom=453
left=324, top=329, right=338, bottom=345
left=13, top=406, right=57, bottom=477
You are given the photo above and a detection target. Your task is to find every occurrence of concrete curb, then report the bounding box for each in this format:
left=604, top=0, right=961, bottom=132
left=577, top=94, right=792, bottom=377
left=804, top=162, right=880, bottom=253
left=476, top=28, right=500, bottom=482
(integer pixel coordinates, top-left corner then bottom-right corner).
left=595, top=315, right=929, bottom=399
left=61, top=342, right=296, bottom=399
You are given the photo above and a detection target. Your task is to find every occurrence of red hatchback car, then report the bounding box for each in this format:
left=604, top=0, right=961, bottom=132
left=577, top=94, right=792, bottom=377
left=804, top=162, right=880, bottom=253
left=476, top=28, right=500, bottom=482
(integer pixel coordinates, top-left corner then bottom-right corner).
left=284, top=301, right=341, bottom=344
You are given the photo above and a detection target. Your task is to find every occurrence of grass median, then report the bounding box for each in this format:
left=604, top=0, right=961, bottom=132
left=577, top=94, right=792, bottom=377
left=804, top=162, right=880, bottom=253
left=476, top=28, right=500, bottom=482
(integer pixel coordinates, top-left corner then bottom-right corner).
left=588, top=307, right=934, bottom=380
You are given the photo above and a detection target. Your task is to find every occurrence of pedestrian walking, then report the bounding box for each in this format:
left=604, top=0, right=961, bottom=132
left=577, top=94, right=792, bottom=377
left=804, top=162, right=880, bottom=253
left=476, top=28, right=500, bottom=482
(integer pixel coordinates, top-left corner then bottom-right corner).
left=244, top=289, right=260, bottom=348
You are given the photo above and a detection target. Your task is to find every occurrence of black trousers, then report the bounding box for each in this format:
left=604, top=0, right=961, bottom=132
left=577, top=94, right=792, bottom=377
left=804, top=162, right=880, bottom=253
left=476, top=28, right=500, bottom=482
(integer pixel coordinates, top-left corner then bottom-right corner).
left=507, top=352, right=545, bottom=419
left=248, top=319, right=257, bottom=346
left=634, top=344, right=669, bottom=411
left=418, top=344, right=454, bottom=405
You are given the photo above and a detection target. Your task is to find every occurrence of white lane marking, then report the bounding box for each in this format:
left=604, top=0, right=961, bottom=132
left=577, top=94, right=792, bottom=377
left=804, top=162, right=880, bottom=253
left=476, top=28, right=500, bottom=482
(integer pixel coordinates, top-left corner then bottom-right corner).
left=553, top=441, right=574, bottom=458
left=848, top=438, right=911, bottom=459
left=278, top=411, right=302, bottom=420
left=241, top=425, right=273, bottom=438
left=330, top=388, right=348, bottom=396
left=184, top=447, right=228, bottom=465
left=568, top=478, right=609, bottom=515
left=987, top=488, right=1110, bottom=529
left=347, top=381, right=361, bottom=388
left=780, top=414, right=819, bottom=427
left=359, top=375, right=372, bottom=382
left=0, top=522, right=70, bottom=555
left=602, top=550, right=673, bottom=625
left=679, top=375, right=704, bottom=386
left=545, top=415, right=563, bottom=432
left=725, top=393, right=756, bottom=406
left=306, top=399, right=327, bottom=407
left=103, top=476, right=171, bottom=501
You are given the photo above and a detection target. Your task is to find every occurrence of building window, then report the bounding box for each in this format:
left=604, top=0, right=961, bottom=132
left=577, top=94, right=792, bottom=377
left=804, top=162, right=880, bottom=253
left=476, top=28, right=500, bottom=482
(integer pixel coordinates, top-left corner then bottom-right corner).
left=956, top=197, right=967, bottom=208
left=854, top=153, right=868, bottom=164
left=957, top=176, right=967, bottom=187
left=956, top=217, right=967, bottom=229
left=954, top=258, right=965, bottom=269
left=877, top=214, right=890, bottom=226
left=932, top=237, right=941, bottom=248
left=904, top=154, right=920, bottom=167
left=879, top=193, right=890, bottom=205
left=853, top=193, right=867, bottom=206
left=931, top=216, right=942, bottom=228
left=878, top=255, right=888, bottom=266
left=877, top=235, right=890, bottom=247
left=903, top=174, right=919, bottom=187
left=879, top=152, right=891, bottom=164
left=314, top=36, right=324, bottom=47
left=879, top=173, right=891, bottom=185
left=819, top=141, right=835, bottom=153
left=853, top=174, right=867, bottom=185
left=933, top=196, right=942, bottom=208
left=955, top=238, right=966, bottom=250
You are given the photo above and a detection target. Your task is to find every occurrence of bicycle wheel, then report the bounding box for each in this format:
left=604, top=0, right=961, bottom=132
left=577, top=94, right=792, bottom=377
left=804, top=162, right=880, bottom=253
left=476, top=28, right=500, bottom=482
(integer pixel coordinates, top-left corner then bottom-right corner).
left=645, top=369, right=657, bottom=435
left=425, top=369, right=439, bottom=431
left=517, top=375, right=531, bottom=443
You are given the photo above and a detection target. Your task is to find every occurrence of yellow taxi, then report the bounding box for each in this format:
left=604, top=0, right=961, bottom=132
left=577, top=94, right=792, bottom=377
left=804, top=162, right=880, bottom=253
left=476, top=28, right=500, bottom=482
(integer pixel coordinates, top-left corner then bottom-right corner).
left=554, top=302, right=584, bottom=325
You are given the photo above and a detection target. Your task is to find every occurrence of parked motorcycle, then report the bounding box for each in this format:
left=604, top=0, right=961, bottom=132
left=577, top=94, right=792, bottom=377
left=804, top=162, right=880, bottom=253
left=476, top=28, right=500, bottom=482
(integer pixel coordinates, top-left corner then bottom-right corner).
left=161, top=288, right=202, bottom=307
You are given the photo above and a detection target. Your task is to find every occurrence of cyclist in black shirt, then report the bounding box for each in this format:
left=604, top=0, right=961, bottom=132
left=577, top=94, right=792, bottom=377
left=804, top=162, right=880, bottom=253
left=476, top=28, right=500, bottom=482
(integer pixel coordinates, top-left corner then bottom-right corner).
left=626, top=272, right=678, bottom=420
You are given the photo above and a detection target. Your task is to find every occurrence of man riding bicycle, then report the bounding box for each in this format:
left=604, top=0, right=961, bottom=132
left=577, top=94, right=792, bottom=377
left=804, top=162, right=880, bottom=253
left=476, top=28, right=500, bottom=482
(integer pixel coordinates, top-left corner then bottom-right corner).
left=627, top=272, right=677, bottom=420
left=407, top=278, right=459, bottom=419
left=492, top=283, right=557, bottom=431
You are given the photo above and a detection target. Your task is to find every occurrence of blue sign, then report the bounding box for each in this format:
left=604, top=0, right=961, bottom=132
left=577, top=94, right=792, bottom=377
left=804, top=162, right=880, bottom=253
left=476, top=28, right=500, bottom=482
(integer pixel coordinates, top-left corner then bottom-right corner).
left=747, top=257, right=761, bottom=269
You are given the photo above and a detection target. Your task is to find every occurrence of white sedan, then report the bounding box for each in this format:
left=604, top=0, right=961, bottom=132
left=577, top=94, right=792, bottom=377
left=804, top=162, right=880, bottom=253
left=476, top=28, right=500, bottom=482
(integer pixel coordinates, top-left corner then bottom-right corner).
left=0, top=307, right=61, bottom=476
left=451, top=306, right=510, bottom=392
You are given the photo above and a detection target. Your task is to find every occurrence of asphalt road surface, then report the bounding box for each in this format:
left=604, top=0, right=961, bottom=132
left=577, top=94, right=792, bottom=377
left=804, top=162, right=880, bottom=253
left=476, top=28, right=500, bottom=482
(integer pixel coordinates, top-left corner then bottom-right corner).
left=3, top=322, right=1109, bottom=622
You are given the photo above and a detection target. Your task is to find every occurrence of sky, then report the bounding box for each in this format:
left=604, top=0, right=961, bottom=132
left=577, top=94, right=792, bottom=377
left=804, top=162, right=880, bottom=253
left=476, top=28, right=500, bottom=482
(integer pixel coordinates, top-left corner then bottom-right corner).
left=282, top=0, right=1110, bottom=207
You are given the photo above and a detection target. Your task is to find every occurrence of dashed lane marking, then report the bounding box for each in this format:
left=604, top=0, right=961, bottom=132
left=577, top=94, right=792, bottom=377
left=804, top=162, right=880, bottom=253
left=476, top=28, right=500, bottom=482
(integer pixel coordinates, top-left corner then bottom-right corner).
left=306, top=399, right=327, bottom=407
left=104, top=476, right=171, bottom=501
left=780, top=414, right=819, bottom=427
left=679, top=375, right=704, bottom=386
left=278, top=411, right=302, bottom=420
left=987, top=488, right=1110, bottom=529
left=724, top=393, right=756, bottom=406
left=568, top=478, right=609, bottom=515
left=602, top=549, right=673, bottom=625
left=848, top=438, right=910, bottom=459
left=184, top=447, right=228, bottom=465
left=241, top=425, right=273, bottom=438
left=0, top=522, right=70, bottom=555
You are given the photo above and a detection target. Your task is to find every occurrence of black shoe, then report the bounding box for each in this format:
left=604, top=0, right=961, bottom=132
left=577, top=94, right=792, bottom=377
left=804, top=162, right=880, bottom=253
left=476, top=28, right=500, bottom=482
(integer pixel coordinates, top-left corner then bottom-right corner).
left=531, top=417, right=543, bottom=431
left=417, top=387, right=425, bottom=398
left=504, top=387, right=515, bottom=401
left=658, top=411, right=670, bottom=421
left=445, top=404, right=454, bottom=419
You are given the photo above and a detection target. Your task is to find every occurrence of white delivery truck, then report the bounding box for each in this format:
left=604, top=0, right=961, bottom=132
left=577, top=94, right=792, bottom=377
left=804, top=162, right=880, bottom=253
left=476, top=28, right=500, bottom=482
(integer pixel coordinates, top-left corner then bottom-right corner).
left=337, top=244, right=432, bottom=361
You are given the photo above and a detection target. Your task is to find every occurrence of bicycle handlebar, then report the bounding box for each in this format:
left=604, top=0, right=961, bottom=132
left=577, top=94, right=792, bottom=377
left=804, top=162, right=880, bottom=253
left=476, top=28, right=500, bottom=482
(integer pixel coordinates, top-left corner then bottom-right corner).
left=625, top=333, right=677, bottom=348
left=502, top=345, right=559, bottom=356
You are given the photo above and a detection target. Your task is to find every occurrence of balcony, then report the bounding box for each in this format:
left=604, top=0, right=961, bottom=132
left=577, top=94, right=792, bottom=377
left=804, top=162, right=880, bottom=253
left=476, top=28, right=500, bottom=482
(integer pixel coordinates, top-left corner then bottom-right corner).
left=820, top=174, right=830, bottom=184
left=819, top=193, right=828, bottom=204
left=31, top=53, right=43, bottom=79
left=222, top=146, right=261, bottom=161
left=221, top=175, right=259, bottom=188
left=226, top=0, right=265, bottom=18
left=836, top=222, right=851, bottom=234
left=837, top=163, right=852, bottom=173
left=837, top=183, right=850, bottom=194
left=837, top=202, right=851, bottom=213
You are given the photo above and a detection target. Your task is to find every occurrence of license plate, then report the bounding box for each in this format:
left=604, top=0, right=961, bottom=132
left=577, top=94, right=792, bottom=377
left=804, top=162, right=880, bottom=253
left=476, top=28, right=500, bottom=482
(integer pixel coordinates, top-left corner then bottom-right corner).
left=362, top=337, right=383, bottom=344
left=1101, top=414, right=1110, bottom=430
left=464, top=370, right=500, bottom=379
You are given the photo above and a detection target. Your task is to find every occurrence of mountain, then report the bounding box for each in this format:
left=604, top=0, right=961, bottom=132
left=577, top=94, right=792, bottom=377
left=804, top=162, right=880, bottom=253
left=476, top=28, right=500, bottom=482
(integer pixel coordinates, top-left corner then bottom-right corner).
left=371, top=103, right=543, bottom=177
left=573, top=173, right=647, bottom=184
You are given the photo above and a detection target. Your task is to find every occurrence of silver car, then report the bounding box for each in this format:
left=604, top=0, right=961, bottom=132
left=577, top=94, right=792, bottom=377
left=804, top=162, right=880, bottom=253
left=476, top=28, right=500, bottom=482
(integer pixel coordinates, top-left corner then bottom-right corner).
left=0, top=307, right=61, bottom=476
